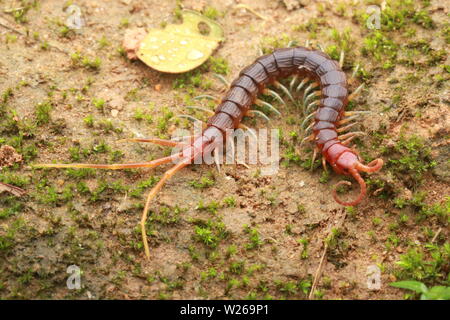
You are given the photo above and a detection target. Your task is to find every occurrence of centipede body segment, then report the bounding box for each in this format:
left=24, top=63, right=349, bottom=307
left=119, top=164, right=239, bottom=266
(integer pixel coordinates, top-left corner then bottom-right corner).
left=37, top=46, right=384, bottom=259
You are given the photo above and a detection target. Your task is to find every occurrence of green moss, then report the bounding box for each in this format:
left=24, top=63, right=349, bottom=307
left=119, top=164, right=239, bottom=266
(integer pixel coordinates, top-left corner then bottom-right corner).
left=385, top=135, right=436, bottom=187
left=83, top=114, right=94, bottom=127
left=223, top=196, right=236, bottom=207
left=92, top=98, right=105, bottom=111
left=196, top=200, right=220, bottom=215
left=0, top=197, right=24, bottom=219
left=35, top=100, right=53, bottom=125
left=361, top=31, right=398, bottom=69
left=71, top=51, right=101, bottom=70
left=192, top=218, right=229, bottom=248
left=207, top=56, right=229, bottom=75
left=173, top=69, right=211, bottom=90
left=260, top=34, right=294, bottom=54
left=412, top=10, right=435, bottom=29
left=244, top=225, right=263, bottom=250
left=130, top=176, right=158, bottom=198
left=442, top=24, right=450, bottom=44
left=189, top=176, right=215, bottom=189
left=202, top=6, right=223, bottom=20
left=395, top=243, right=449, bottom=286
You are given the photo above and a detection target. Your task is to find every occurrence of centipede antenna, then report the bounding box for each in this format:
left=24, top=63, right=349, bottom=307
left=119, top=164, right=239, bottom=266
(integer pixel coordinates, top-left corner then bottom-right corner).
left=186, top=105, right=215, bottom=116
left=339, top=50, right=345, bottom=68
left=254, top=99, right=281, bottom=116
left=264, top=89, right=286, bottom=106
left=296, top=78, right=309, bottom=92
left=246, top=110, right=271, bottom=122
left=193, top=94, right=220, bottom=102
left=303, top=90, right=320, bottom=107
left=213, top=73, right=230, bottom=87
left=317, top=43, right=325, bottom=51
left=140, top=159, right=192, bottom=259
left=34, top=153, right=181, bottom=170
left=289, top=75, right=298, bottom=91
left=301, top=112, right=316, bottom=129
left=170, top=134, right=198, bottom=143
left=348, top=84, right=364, bottom=101
left=273, top=81, right=295, bottom=105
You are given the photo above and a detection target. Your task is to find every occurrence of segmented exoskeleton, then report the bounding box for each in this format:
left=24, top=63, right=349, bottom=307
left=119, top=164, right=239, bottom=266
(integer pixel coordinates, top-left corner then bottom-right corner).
left=37, top=46, right=383, bottom=259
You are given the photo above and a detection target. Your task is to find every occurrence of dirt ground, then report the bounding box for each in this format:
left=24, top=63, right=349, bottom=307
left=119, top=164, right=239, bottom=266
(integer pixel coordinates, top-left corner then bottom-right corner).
left=0, top=0, right=448, bottom=300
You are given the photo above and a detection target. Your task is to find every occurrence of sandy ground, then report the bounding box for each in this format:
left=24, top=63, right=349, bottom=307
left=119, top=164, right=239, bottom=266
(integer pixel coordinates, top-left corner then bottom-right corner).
left=0, top=0, right=448, bottom=299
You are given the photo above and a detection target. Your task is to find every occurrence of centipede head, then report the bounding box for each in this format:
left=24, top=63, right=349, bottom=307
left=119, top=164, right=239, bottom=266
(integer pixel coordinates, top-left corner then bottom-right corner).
left=332, top=151, right=384, bottom=206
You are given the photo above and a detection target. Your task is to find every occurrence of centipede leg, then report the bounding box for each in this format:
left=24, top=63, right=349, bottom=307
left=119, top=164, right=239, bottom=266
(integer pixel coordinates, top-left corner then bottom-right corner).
left=187, top=105, right=215, bottom=116
left=303, top=90, right=320, bottom=107
left=214, top=149, right=221, bottom=173
left=348, top=84, right=364, bottom=101
left=296, top=78, right=309, bottom=92
left=175, top=115, right=207, bottom=129
left=141, top=160, right=190, bottom=259
left=322, top=156, right=328, bottom=171
left=255, top=99, right=281, bottom=116
left=265, top=89, right=286, bottom=106
left=339, top=132, right=365, bottom=141
left=311, top=147, right=318, bottom=171
left=300, top=134, right=314, bottom=148
left=213, top=73, right=230, bottom=87
left=193, top=95, right=221, bottom=103
left=336, top=122, right=358, bottom=133
left=289, top=75, right=299, bottom=91
left=245, top=110, right=271, bottom=122
left=273, top=81, right=295, bottom=104
left=337, top=115, right=360, bottom=126
left=339, top=50, right=345, bottom=69
left=238, top=123, right=258, bottom=141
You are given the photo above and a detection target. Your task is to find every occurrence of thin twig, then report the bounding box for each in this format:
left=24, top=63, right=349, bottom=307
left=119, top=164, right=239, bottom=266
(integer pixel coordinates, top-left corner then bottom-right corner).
left=309, top=242, right=328, bottom=300
left=309, top=211, right=347, bottom=300
left=431, top=228, right=442, bottom=243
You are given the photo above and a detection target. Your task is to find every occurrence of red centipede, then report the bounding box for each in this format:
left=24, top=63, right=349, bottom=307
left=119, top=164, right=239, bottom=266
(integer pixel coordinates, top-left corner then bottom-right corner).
left=37, top=46, right=384, bottom=259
